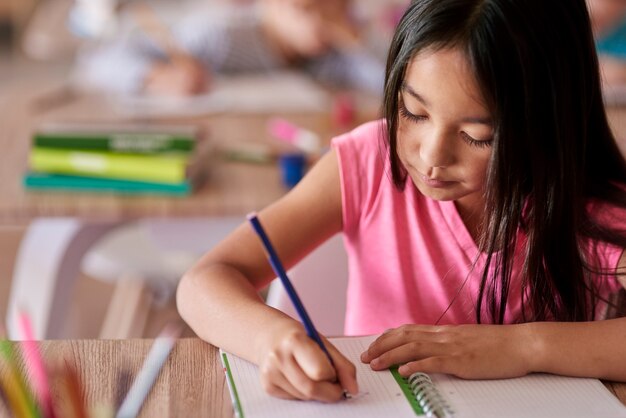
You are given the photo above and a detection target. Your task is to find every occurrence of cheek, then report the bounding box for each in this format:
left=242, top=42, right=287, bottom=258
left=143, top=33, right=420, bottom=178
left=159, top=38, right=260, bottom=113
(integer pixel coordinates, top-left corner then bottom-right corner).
left=395, top=126, right=414, bottom=164
left=396, top=121, right=418, bottom=150
left=463, top=153, right=491, bottom=184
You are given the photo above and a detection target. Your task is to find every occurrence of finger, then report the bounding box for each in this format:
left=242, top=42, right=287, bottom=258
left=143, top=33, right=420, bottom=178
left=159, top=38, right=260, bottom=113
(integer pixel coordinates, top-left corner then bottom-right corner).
left=397, top=357, right=453, bottom=378
left=282, top=354, right=345, bottom=402
left=260, top=358, right=308, bottom=400
left=360, top=327, right=412, bottom=362
left=263, top=380, right=299, bottom=401
left=273, top=372, right=309, bottom=400
left=323, top=339, right=359, bottom=395
left=361, top=325, right=440, bottom=363
left=369, top=341, right=446, bottom=371
left=291, top=338, right=337, bottom=382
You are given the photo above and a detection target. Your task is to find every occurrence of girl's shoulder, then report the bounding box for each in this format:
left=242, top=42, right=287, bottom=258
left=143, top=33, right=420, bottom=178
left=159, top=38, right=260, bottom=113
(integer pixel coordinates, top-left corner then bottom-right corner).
left=331, top=119, right=389, bottom=186
left=331, top=119, right=386, bottom=160
left=331, top=120, right=391, bottom=231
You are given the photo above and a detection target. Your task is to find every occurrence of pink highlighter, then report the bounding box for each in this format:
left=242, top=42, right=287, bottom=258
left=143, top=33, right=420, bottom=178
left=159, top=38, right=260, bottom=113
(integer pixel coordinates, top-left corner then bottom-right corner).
left=267, top=118, right=321, bottom=154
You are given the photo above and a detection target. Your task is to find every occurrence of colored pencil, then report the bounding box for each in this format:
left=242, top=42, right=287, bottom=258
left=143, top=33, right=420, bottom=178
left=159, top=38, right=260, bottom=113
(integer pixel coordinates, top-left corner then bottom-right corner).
left=115, top=323, right=182, bottom=418
left=60, top=360, right=88, bottom=418
left=246, top=213, right=335, bottom=366
left=17, top=312, right=55, bottom=418
left=0, top=339, right=39, bottom=418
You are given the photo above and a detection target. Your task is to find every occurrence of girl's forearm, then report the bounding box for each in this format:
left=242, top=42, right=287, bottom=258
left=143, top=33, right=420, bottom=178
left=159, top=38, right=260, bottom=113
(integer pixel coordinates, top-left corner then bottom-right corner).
left=176, top=263, right=301, bottom=364
left=527, top=318, right=626, bottom=381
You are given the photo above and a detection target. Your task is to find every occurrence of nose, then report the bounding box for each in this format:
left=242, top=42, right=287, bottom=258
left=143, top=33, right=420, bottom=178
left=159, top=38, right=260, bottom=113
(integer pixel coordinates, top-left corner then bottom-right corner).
left=418, top=127, right=453, bottom=169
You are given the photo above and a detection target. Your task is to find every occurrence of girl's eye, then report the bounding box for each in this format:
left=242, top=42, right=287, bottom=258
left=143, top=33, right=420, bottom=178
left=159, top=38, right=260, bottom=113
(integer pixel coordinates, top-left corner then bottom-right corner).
left=399, top=103, right=427, bottom=123
left=400, top=102, right=493, bottom=149
left=460, top=132, right=493, bottom=149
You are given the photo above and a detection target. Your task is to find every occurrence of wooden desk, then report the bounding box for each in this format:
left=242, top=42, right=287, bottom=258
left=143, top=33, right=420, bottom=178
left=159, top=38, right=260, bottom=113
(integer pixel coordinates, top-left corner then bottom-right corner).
left=0, top=337, right=625, bottom=418
left=0, top=338, right=231, bottom=418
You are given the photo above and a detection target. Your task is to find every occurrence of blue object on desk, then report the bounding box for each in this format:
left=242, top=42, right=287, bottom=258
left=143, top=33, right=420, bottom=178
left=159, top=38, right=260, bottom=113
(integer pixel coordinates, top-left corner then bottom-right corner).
left=278, top=152, right=306, bottom=188
left=597, top=19, right=626, bottom=59
left=246, top=213, right=335, bottom=367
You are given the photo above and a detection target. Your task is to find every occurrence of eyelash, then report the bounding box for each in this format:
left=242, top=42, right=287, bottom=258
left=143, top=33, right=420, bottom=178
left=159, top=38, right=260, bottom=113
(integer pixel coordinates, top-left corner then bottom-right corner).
left=399, top=103, right=494, bottom=149
left=399, top=103, right=426, bottom=123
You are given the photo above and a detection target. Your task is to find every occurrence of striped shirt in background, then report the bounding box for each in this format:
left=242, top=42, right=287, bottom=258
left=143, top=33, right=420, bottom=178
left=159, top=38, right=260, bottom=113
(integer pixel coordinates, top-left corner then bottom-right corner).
left=74, top=5, right=385, bottom=96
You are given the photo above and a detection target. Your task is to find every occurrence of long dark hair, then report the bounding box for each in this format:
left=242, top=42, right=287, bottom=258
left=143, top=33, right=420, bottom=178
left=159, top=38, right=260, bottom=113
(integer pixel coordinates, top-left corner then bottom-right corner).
left=383, top=0, right=626, bottom=323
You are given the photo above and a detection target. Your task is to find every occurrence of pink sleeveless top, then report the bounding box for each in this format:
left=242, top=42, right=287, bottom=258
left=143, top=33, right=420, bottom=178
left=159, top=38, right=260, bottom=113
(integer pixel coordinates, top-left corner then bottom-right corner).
left=332, top=120, right=624, bottom=336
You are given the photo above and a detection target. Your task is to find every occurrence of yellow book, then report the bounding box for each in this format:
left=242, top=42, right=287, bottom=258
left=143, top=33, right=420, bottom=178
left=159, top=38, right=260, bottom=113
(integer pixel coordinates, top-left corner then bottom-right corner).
left=29, top=147, right=190, bottom=184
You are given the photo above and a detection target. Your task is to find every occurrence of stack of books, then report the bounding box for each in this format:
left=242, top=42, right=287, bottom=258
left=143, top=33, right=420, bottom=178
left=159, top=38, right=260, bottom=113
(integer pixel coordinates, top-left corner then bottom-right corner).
left=23, top=123, right=210, bottom=196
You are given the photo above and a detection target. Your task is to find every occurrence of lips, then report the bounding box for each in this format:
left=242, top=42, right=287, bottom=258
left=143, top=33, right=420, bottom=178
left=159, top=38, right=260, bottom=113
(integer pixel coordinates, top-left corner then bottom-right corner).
left=418, top=173, right=454, bottom=188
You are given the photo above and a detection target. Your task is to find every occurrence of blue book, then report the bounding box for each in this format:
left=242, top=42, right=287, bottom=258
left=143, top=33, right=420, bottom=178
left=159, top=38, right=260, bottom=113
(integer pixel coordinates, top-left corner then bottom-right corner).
left=23, top=172, right=192, bottom=196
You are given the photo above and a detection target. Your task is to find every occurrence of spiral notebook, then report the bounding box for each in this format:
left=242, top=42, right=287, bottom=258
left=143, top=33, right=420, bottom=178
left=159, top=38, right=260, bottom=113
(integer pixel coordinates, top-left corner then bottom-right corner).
left=220, top=335, right=626, bottom=418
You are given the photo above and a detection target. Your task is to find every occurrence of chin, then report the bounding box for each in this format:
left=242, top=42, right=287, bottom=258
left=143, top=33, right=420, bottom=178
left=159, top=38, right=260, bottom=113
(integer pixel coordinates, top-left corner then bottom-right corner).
left=411, top=178, right=460, bottom=202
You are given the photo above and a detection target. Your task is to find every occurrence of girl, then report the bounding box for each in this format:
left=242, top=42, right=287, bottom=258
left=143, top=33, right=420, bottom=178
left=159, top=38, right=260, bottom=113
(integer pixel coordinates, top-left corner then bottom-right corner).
left=177, top=0, right=626, bottom=403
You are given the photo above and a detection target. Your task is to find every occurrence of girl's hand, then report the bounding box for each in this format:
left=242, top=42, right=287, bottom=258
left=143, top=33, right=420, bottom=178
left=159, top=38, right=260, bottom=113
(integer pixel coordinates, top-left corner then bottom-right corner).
left=360, top=324, right=536, bottom=379
left=145, top=56, right=209, bottom=96
left=257, top=323, right=358, bottom=402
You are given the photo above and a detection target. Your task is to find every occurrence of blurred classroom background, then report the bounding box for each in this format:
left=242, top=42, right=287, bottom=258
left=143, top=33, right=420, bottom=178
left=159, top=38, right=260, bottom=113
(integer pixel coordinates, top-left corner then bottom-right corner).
left=0, top=0, right=406, bottom=341
left=0, top=0, right=118, bottom=339
left=2, top=0, right=626, bottom=343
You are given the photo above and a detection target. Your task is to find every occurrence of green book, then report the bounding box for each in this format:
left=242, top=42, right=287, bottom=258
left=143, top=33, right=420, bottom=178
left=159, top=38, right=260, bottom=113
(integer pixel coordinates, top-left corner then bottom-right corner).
left=23, top=172, right=191, bottom=196
left=33, top=122, right=199, bottom=154
left=29, top=147, right=191, bottom=184
left=220, top=335, right=626, bottom=418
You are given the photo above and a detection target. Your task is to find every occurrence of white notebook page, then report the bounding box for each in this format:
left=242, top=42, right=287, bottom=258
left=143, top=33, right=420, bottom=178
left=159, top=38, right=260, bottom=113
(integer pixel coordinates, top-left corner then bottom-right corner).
left=222, top=335, right=626, bottom=418
left=434, top=372, right=626, bottom=418
left=222, top=335, right=417, bottom=418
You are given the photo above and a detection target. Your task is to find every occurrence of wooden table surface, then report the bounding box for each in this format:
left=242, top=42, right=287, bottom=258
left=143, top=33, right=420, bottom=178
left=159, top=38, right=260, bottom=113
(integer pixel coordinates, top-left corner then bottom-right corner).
left=1, top=337, right=626, bottom=418
left=0, top=338, right=231, bottom=418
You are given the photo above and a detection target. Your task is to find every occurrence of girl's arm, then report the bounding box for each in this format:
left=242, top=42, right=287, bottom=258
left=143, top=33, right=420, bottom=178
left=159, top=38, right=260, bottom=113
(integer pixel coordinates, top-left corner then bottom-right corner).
left=177, top=149, right=358, bottom=401
left=362, top=250, right=626, bottom=381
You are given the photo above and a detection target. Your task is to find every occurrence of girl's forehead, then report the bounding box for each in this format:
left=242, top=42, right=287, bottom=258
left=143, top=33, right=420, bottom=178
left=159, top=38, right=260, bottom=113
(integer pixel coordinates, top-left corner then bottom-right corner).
left=403, top=47, right=488, bottom=114
left=408, top=47, right=471, bottom=75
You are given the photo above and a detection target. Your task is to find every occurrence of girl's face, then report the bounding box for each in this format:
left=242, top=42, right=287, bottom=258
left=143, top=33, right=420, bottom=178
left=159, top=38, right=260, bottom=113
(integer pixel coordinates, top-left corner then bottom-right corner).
left=397, top=47, right=493, bottom=215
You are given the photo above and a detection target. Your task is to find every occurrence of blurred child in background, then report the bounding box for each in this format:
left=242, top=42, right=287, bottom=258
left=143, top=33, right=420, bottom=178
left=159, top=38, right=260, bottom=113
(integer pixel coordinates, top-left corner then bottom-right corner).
left=75, top=0, right=385, bottom=97
left=587, top=0, right=626, bottom=86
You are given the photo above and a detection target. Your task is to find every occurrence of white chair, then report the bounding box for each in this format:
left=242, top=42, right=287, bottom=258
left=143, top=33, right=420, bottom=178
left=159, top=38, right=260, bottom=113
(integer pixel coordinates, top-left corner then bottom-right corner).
left=6, top=217, right=242, bottom=339
left=82, top=217, right=243, bottom=338
left=265, top=234, right=349, bottom=336
left=7, top=217, right=347, bottom=339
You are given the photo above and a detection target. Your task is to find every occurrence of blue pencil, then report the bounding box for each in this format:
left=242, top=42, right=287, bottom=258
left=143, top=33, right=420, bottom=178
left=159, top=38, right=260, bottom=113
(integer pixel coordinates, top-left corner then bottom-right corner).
left=247, top=212, right=335, bottom=367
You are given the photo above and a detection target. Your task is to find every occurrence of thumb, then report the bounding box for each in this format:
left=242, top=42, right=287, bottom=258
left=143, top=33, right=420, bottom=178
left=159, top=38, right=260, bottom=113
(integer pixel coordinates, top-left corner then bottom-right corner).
left=324, top=338, right=359, bottom=395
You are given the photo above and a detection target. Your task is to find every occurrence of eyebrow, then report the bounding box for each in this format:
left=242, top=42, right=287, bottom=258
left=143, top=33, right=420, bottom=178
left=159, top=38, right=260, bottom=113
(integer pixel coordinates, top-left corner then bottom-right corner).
left=401, top=82, right=493, bottom=125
